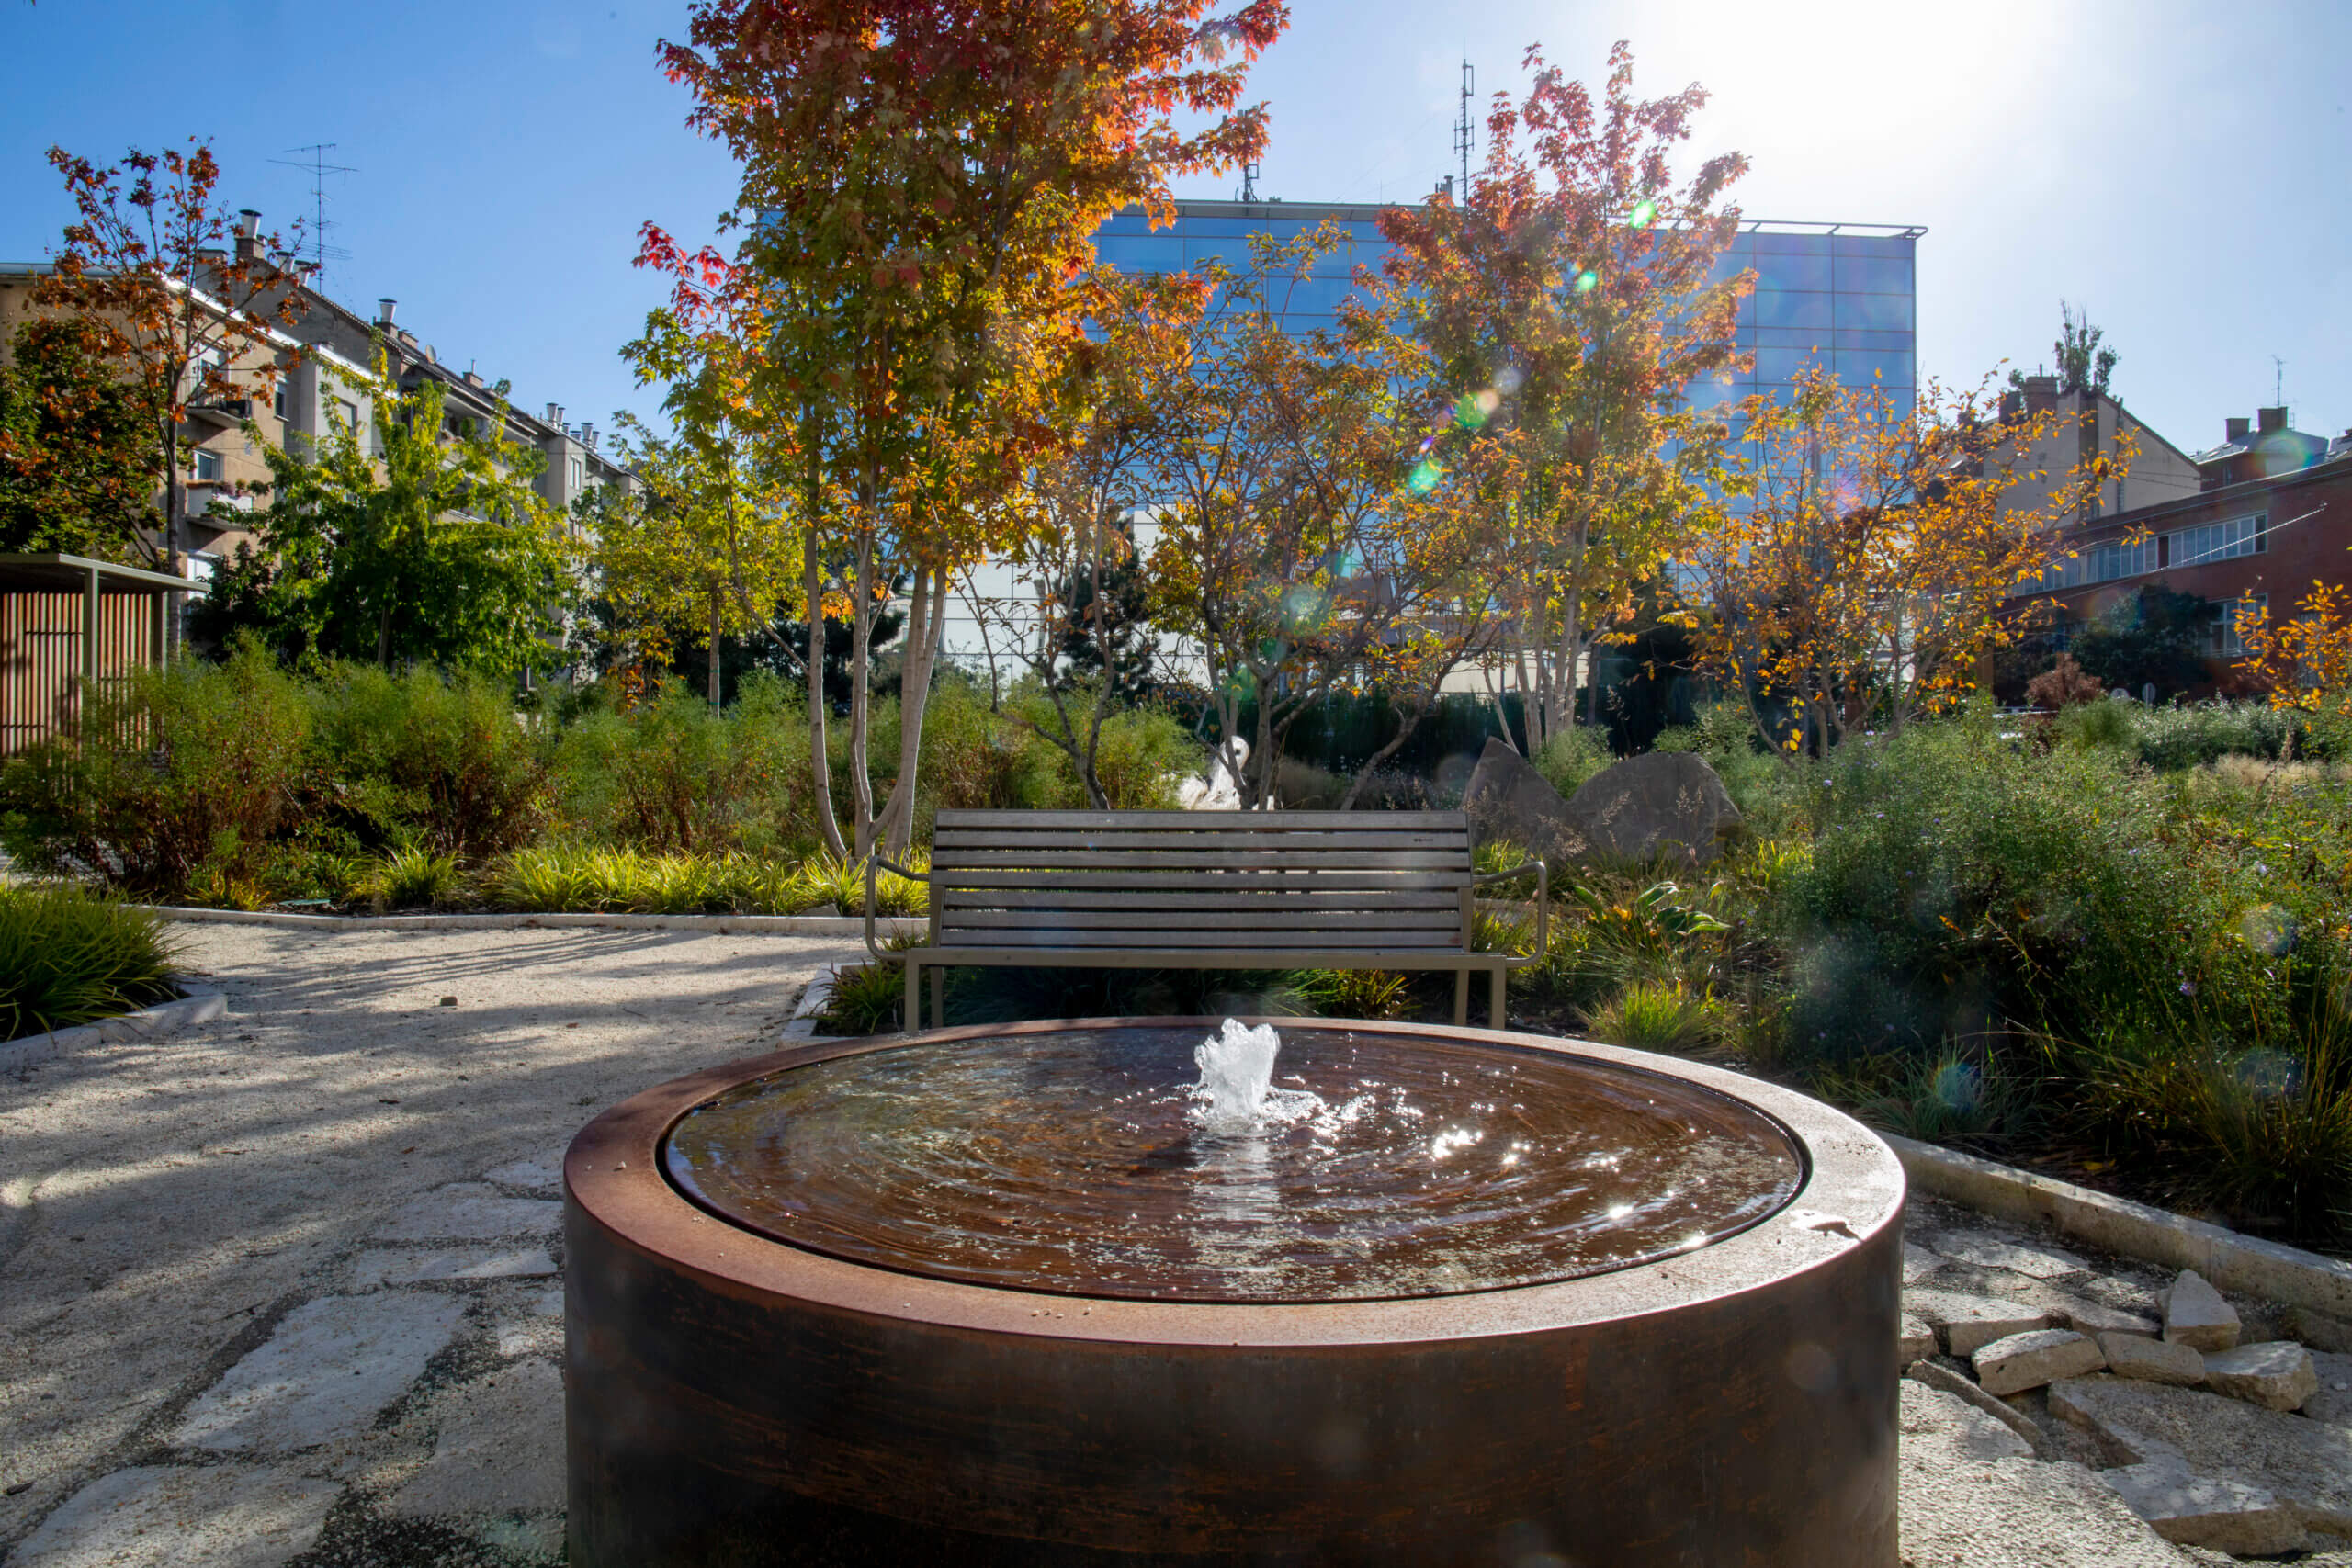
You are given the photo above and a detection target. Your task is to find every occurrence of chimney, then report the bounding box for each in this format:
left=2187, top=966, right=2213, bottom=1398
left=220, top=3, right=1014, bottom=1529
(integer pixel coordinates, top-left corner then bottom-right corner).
left=377, top=298, right=398, bottom=326
left=2019, top=374, right=2059, bottom=414
left=580, top=421, right=597, bottom=450
left=2226, top=416, right=2250, bottom=443
left=2257, top=406, right=2288, bottom=434
left=234, top=209, right=263, bottom=264
left=545, top=402, right=562, bottom=426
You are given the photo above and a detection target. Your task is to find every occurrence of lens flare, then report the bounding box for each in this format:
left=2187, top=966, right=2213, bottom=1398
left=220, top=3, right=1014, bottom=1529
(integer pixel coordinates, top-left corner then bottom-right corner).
left=1494, top=365, right=1524, bottom=394
left=1628, top=198, right=1657, bottom=230
left=2238, top=905, right=2297, bottom=957
left=1575, top=270, right=1600, bottom=294
left=1408, top=458, right=1442, bottom=493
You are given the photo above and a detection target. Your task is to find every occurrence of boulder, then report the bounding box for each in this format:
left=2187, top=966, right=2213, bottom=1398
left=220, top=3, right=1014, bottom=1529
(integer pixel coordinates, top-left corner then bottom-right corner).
left=1458, top=739, right=1587, bottom=869
left=2098, top=1332, right=2204, bottom=1387
left=2160, top=1269, right=2241, bottom=1352
left=1905, top=1289, right=2055, bottom=1356
left=2202, top=1342, right=2318, bottom=1412
left=1974, top=1327, right=2105, bottom=1396
left=1898, top=1314, right=1936, bottom=1364
left=1559, top=750, right=1742, bottom=866
left=1458, top=741, right=1743, bottom=870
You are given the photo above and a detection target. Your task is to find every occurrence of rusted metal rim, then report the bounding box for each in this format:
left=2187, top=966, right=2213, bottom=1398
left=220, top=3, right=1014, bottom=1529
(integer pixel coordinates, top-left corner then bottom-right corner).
left=568, top=1017, right=1904, bottom=1348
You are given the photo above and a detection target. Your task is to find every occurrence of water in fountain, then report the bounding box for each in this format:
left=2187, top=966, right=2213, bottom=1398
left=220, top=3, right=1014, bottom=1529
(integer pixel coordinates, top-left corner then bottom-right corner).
left=1190, top=1018, right=1321, bottom=1133
left=663, top=1024, right=1804, bottom=1303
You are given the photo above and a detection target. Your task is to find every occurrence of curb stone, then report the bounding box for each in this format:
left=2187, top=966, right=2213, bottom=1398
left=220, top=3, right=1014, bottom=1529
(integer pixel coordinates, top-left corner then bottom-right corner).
left=132, top=905, right=927, bottom=939
left=0, top=985, right=226, bottom=1074
left=1886, top=1134, right=2352, bottom=1322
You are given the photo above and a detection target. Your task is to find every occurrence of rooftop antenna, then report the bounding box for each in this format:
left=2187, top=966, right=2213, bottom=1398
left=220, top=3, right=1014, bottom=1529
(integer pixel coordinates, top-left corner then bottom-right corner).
left=268, top=143, right=356, bottom=277
left=2270, top=355, right=2285, bottom=407
left=1451, top=60, right=1476, bottom=200
left=1238, top=159, right=1261, bottom=206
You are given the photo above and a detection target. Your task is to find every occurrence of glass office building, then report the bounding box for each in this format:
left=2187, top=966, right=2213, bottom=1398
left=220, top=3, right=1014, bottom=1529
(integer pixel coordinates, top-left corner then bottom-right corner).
left=1094, top=200, right=1919, bottom=417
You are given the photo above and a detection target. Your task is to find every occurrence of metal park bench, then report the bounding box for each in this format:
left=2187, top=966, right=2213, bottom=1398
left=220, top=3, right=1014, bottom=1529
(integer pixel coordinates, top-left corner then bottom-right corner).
left=864, top=809, right=1546, bottom=1032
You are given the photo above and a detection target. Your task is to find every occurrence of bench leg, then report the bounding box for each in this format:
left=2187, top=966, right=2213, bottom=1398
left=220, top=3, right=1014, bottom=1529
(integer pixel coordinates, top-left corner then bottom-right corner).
left=1452, top=969, right=1468, bottom=1028
left=931, top=967, right=945, bottom=1030
left=1490, top=966, right=1506, bottom=1030
left=904, top=960, right=921, bottom=1033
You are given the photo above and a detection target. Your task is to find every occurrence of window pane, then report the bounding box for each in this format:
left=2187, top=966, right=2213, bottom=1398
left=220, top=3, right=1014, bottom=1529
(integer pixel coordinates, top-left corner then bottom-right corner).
left=1754, top=290, right=1833, bottom=329
left=1836, top=293, right=1914, bottom=331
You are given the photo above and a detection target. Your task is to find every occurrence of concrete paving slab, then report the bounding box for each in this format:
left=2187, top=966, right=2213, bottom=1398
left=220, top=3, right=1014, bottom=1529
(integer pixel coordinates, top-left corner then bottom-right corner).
left=2202, top=1340, right=2318, bottom=1410
left=1904, top=1288, right=2054, bottom=1356
left=349, top=1247, right=556, bottom=1286
left=2103, top=1459, right=2306, bottom=1555
left=1895, top=1382, right=2183, bottom=1568
left=10, top=1463, right=339, bottom=1568
left=1927, top=1229, right=2093, bottom=1280
left=171, top=1293, right=467, bottom=1454
left=2051, top=1373, right=2352, bottom=1534
left=374, top=1184, right=562, bottom=1242
left=385, top=1360, right=564, bottom=1518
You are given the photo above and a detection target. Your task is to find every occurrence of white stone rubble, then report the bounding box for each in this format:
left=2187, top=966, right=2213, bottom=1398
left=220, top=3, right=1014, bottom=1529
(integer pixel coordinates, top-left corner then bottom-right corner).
left=2200, top=1341, right=2318, bottom=1412
left=1973, top=1327, right=2105, bottom=1396
left=2098, top=1331, right=2204, bottom=1386
left=2160, top=1269, right=2242, bottom=1353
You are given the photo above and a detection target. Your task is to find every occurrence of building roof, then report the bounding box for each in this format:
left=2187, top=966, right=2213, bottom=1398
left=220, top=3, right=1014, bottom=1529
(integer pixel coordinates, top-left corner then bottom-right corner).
left=0, top=552, right=200, bottom=593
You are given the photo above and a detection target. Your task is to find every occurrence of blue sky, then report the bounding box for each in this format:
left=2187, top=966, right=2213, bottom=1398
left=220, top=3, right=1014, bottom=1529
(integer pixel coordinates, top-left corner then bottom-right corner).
left=4, top=0, right=2346, bottom=460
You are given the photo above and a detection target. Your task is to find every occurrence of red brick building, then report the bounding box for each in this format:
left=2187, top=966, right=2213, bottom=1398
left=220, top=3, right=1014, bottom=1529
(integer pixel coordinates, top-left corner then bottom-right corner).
left=2007, top=407, right=2352, bottom=691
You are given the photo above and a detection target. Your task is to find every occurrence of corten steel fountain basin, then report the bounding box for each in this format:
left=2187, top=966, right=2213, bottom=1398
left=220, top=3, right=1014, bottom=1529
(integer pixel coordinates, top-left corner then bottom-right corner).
left=565, top=1018, right=1905, bottom=1568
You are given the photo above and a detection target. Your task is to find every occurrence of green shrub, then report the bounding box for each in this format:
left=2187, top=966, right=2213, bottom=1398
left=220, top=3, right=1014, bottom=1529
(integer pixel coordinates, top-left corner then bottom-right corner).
left=1294, top=967, right=1411, bottom=1020
left=554, top=674, right=814, bottom=855
left=1533, top=726, right=1612, bottom=796
left=0, top=642, right=311, bottom=897
left=355, top=846, right=464, bottom=911
left=1586, top=978, right=1719, bottom=1055
left=2125, top=701, right=2302, bottom=771
left=310, top=664, right=550, bottom=861
left=1815, top=1045, right=2030, bottom=1148
left=0, top=884, right=178, bottom=1042
left=481, top=844, right=825, bottom=916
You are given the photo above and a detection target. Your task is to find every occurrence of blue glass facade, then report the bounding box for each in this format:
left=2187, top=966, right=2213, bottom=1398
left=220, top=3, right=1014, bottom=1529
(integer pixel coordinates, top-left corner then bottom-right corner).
left=1093, top=202, right=1919, bottom=421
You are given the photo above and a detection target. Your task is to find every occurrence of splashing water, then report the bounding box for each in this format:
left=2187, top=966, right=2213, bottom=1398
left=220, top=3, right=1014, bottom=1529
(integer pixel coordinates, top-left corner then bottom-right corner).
left=1191, top=1019, right=1321, bottom=1134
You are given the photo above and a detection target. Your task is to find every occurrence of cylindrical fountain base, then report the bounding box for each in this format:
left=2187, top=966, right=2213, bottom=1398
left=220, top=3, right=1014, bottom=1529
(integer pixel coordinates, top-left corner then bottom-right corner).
left=566, top=1019, right=1905, bottom=1567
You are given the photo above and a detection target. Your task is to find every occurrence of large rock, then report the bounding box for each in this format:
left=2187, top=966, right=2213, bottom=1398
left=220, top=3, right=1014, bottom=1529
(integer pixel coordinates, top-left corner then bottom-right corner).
left=2202, top=1341, right=2318, bottom=1411
left=1561, top=750, right=1743, bottom=866
left=1905, top=1288, right=2054, bottom=1356
left=1458, top=740, right=1741, bottom=869
left=2098, top=1332, right=2204, bottom=1387
left=2307, top=1349, right=2352, bottom=1427
left=2050, top=1373, right=2352, bottom=1535
left=1973, top=1327, right=2105, bottom=1396
left=2160, top=1269, right=2241, bottom=1352
left=2052, top=1292, right=2161, bottom=1339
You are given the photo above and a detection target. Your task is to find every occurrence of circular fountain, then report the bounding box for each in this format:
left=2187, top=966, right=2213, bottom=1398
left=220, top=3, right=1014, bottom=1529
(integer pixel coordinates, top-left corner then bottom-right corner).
left=565, top=1018, right=1904, bottom=1567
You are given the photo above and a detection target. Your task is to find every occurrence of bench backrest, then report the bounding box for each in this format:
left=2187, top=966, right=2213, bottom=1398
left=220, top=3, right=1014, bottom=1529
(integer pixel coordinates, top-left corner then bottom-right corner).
left=928, top=809, right=1476, bottom=952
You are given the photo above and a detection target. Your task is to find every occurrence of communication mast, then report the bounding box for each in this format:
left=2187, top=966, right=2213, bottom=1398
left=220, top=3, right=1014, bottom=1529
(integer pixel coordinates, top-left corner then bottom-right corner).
left=1452, top=60, right=1476, bottom=198
left=268, top=143, right=356, bottom=277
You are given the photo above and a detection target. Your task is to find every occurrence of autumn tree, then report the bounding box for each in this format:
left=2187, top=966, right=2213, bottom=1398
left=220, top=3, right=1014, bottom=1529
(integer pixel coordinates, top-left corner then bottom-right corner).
left=1145, top=228, right=1505, bottom=808
left=195, top=368, right=575, bottom=671
left=650, top=0, right=1284, bottom=858
left=2238, top=581, right=2352, bottom=717
left=1683, top=368, right=2126, bottom=756
left=32, top=141, right=305, bottom=570
left=1374, top=42, right=1750, bottom=754
left=0, top=313, right=164, bottom=561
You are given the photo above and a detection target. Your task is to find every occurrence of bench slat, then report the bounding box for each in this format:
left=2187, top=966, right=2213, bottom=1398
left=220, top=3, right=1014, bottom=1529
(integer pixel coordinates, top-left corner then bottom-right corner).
left=934, top=850, right=1467, bottom=871
left=936, top=927, right=1463, bottom=950
left=939, top=909, right=1460, bottom=932
left=934, top=870, right=1472, bottom=892
left=933, top=809, right=1468, bottom=830
left=907, top=946, right=1498, bottom=970
left=938, top=889, right=1462, bottom=912
left=933, top=829, right=1466, bottom=852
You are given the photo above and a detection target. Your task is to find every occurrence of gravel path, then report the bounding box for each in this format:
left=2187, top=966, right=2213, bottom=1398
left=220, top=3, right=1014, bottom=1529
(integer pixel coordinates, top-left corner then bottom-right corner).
left=0, top=923, right=856, bottom=1565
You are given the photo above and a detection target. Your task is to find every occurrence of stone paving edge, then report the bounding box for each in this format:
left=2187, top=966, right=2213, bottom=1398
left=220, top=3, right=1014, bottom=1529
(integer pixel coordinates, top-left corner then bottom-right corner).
left=131, top=905, right=928, bottom=939
left=1886, top=1133, right=2352, bottom=1321
left=0, top=985, right=226, bottom=1074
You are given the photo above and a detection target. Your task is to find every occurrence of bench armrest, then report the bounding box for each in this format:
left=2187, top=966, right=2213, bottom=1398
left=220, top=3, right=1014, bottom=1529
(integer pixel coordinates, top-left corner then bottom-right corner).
left=1474, top=858, right=1549, bottom=969
left=865, top=855, right=930, bottom=964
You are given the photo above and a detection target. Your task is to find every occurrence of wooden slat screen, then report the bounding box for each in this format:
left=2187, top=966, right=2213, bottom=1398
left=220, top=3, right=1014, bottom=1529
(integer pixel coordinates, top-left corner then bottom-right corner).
left=0, top=590, right=162, bottom=757
left=929, top=808, right=1476, bottom=953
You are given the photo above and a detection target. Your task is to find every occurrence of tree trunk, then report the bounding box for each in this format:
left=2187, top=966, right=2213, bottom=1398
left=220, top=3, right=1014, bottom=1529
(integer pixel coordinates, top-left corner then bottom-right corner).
left=880, top=562, right=946, bottom=857
left=804, top=530, right=848, bottom=862
left=707, top=588, right=722, bottom=708
left=847, top=525, right=876, bottom=859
